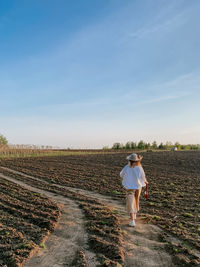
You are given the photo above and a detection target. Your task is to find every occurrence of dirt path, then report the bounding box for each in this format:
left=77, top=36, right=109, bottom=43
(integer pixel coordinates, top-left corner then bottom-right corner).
left=0, top=172, right=98, bottom=267
left=0, top=167, right=176, bottom=267
left=58, top=188, right=176, bottom=267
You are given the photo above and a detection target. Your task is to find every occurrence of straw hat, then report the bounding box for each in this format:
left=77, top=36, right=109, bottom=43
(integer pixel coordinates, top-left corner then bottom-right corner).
left=126, top=153, right=143, bottom=161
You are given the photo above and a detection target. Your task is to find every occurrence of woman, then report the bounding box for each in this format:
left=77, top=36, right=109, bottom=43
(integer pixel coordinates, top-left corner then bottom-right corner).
left=120, top=153, right=148, bottom=226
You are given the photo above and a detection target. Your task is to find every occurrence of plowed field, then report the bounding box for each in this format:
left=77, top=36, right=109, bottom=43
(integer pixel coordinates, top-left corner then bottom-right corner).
left=0, top=178, right=60, bottom=266
left=0, top=150, right=200, bottom=266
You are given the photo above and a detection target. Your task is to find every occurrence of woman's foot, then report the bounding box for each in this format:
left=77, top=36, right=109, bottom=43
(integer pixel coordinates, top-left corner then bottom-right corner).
left=129, top=220, right=136, bottom=227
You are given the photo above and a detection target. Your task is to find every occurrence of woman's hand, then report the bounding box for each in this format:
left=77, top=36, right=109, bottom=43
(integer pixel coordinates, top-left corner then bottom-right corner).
left=145, top=181, right=149, bottom=185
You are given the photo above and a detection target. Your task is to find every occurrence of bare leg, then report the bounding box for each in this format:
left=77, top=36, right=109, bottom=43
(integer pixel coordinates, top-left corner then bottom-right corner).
left=135, top=189, right=142, bottom=212
left=130, top=213, right=136, bottom=220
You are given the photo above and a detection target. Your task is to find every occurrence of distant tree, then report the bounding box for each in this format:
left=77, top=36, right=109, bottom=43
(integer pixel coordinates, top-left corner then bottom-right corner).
left=158, top=142, right=164, bottom=149
left=190, top=144, right=198, bottom=150
left=125, top=142, right=131, bottom=149
left=165, top=141, right=173, bottom=150
left=145, top=142, right=151, bottom=149
left=130, top=142, right=137, bottom=149
left=0, top=134, right=8, bottom=146
left=138, top=140, right=145, bottom=150
left=180, top=144, right=190, bottom=150
left=174, top=142, right=181, bottom=150
left=152, top=141, right=157, bottom=149
left=112, top=142, right=123, bottom=149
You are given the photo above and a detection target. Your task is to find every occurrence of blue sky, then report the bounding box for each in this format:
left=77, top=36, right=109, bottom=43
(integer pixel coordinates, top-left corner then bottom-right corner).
left=0, top=0, right=200, bottom=148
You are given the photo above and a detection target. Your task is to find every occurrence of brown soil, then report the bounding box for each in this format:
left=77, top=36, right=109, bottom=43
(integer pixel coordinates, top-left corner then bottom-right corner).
left=0, top=172, right=98, bottom=267
left=0, top=175, right=60, bottom=267
left=1, top=150, right=199, bottom=257
left=0, top=168, right=177, bottom=267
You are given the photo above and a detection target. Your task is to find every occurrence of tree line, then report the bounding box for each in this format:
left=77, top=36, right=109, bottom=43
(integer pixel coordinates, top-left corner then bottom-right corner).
left=110, top=140, right=200, bottom=150
left=1, top=134, right=199, bottom=151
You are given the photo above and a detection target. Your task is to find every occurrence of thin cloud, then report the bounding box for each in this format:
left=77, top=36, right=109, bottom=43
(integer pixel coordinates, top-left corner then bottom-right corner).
left=129, top=12, right=187, bottom=40
left=140, top=92, right=191, bottom=105
left=121, top=71, right=200, bottom=104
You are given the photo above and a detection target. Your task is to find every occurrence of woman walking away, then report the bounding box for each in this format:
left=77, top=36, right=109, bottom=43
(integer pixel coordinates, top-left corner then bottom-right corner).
left=120, top=153, right=148, bottom=227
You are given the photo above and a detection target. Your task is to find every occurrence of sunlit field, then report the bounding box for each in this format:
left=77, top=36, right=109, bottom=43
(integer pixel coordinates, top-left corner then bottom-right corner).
left=0, top=150, right=199, bottom=265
